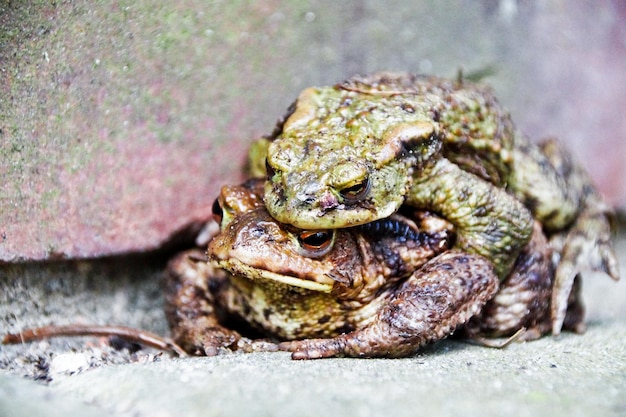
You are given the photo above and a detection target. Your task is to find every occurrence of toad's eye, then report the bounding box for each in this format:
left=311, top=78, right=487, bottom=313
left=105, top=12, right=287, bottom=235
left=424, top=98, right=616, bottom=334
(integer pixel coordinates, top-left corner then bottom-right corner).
left=298, top=230, right=335, bottom=258
left=339, top=177, right=370, bottom=204
left=211, top=198, right=224, bottom=224
left=265, top=158, right=276, bottom=180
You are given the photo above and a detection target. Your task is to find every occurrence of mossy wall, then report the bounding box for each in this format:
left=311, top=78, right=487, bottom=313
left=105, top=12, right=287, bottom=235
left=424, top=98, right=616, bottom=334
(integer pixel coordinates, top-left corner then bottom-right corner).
left=1, top=0, right=624, bottom=261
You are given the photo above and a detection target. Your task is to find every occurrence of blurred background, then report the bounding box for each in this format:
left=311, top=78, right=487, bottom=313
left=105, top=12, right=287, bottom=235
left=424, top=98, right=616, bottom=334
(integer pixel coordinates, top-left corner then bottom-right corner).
left=1, top=0, right=625, bottom=262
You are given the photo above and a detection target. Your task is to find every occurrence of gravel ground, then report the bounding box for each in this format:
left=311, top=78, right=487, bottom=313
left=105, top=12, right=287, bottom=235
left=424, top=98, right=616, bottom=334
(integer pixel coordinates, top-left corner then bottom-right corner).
left=1, top=230, right=624, bottom=417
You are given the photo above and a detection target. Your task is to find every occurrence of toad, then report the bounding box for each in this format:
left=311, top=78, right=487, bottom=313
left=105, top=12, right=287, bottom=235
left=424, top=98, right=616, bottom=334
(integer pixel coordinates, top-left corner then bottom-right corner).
left=165, top=179, right=579, bottom=359
left=259, top=72, right=619, bottom=334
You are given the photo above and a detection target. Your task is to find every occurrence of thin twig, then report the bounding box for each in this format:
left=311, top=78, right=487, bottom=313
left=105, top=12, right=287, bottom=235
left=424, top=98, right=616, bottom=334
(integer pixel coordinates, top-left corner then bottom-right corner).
left=2, top=324, right=187, bottom=357
left=465, top=328, right=526, bottom=349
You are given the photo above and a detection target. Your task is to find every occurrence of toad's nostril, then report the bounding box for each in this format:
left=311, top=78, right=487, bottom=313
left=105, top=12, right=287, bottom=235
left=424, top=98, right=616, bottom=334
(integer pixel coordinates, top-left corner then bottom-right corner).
left=319, top=192, right=339, bottom=211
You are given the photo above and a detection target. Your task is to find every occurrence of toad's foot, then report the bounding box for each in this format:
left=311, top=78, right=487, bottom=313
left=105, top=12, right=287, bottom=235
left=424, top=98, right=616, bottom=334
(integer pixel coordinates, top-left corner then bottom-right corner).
left=551, top=199, right=620, bottom=335
left=172, top=321, right=242, bottom=356
left=278, top=250, right=498, bottom=359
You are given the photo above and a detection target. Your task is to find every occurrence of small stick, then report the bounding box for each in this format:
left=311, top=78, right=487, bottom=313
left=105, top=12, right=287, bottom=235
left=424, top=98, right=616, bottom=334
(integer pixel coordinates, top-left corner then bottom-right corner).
left=2, top=324, right=188, bottom=357
left=465, top=328, right=526, bottom=349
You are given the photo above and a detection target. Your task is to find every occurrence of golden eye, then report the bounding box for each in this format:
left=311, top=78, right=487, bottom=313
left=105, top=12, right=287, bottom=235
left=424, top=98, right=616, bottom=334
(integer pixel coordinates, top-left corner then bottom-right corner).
left=339, top=176, right=370, bottom=204
left=211, top=198, right=224, bottom=224
left=297, top=230, right=335, bottom=258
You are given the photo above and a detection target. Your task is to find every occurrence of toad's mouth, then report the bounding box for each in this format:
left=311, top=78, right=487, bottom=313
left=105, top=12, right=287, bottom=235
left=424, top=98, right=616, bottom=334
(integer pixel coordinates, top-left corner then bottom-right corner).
left=212, top=259, right=334, bottom=293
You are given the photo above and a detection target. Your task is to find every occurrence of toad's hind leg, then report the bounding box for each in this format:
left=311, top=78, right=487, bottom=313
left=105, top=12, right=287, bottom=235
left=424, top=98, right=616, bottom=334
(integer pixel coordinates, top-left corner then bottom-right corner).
left=507, top=138, right=619, bottom=334
left=550, top=197, right=619, bottom=335
left=537, top=139, right=619, bottom=335
left=509, top=137, right=581, bottom=231
left=279, top=250, right=498, bottom=359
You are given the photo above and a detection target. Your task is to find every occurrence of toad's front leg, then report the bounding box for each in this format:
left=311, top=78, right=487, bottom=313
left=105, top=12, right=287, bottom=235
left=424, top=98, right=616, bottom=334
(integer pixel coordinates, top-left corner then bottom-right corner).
left=165, top=249, right=245, bottom=356
left=407, top=158, right=533, bottom=279
left=279, top=250, right=498, bottom=359
left=464, top=222, right=556, bottom=341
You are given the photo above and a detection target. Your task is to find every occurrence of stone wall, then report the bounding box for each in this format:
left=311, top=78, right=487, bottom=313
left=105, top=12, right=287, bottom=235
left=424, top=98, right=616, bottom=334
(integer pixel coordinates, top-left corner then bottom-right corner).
left=1, top=0, right=624, bottom=261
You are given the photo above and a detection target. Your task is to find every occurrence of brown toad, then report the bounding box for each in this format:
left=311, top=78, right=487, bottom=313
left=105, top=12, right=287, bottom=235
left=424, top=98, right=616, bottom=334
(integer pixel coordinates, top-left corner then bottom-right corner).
left=165, top=179, right=580, bottom=359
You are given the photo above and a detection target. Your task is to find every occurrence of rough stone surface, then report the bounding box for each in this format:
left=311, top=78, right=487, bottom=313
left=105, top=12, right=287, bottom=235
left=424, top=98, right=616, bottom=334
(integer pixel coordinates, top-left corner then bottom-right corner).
left=43, top=327, right=626, bottom=417
left=1, top=0, right=625, bottom=262
left=0, top=227, right=624, bottom=416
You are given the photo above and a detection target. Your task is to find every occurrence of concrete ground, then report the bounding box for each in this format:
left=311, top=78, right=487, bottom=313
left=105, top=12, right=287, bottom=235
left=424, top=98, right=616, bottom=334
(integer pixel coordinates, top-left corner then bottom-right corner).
left=1, top=230, right=625, bottom=417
